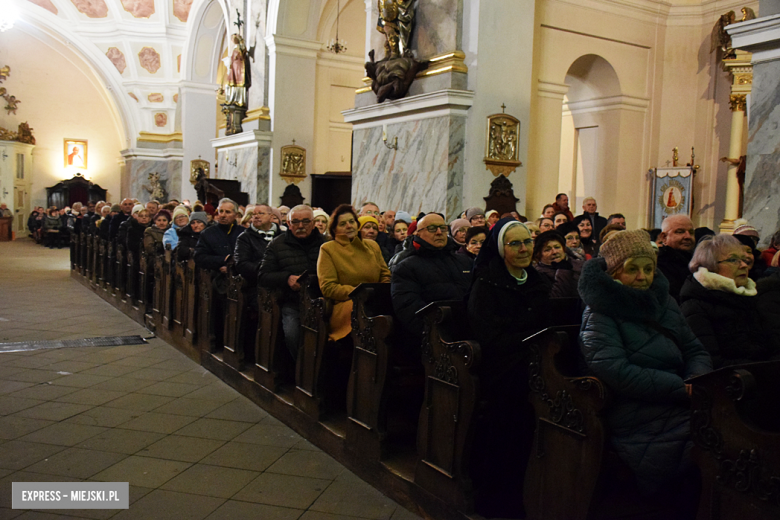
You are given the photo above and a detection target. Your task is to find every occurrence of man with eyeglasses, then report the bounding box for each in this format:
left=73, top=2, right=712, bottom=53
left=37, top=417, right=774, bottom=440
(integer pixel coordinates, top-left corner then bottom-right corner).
left=657, top=214, right=696, bottom=300
left=258, top=205, right=325, bottom=360
left=360, top=201, right=391, bottom=249
left=391, top=213, right=473, bottom=344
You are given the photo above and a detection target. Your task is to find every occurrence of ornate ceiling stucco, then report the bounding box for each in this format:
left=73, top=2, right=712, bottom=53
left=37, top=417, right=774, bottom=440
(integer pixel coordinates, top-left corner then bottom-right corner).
left=21, top=0, right=202, bottom=139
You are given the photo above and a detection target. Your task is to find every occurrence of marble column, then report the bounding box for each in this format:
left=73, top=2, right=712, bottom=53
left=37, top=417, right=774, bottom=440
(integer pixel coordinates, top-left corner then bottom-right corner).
left=344, top=90, right=473, bottom=219
left=719, top=52, right=752, bottom=234
left=729, top=15, right=780, bottom=245
left=120, top=144, right=184, bottom=202
left=211, top=130, right=273, bottom=204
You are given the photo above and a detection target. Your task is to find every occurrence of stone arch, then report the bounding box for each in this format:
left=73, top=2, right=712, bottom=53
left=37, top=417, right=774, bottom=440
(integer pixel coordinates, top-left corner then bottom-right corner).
left=181, top=0, right=229, bottom=84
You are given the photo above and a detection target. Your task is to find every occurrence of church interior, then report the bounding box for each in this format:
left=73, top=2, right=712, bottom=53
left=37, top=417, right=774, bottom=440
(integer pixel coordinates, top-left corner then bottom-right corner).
left=1, top=0, right=780, bottom=518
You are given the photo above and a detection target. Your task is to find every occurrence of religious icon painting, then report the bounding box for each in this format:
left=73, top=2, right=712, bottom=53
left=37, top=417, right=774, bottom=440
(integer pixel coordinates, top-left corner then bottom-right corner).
left=64, top=139, right=88, bottom=169
left=652, top=167, right=693, bottom=228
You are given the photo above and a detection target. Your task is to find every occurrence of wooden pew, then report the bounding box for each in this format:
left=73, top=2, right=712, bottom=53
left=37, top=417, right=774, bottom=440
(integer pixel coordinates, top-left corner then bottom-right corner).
left=70, top=232, right=78, bottom=270
left=414, top=301, right=481, bottom=513
left=223, top=273, right=247, bottom=371
left=346, top=283, right=423, bottom=464
left=83, top=231, right=91, bottom=278
left=114, top=243, right=126, bottom=300
left=138, top=251, right=151, bottom=311
left=254, top=287, right=289, bottom=392
left=690, top=360, right=780, bottom=520
left=90, top=235, right=100, bottom=286
left=294, top=275, right=331, bottom=420
left=196, top=267, right=214, bottom=354
left=104, top=240, right=115, bottom=292
left=149, top=252, right=166, bottom=326
left=167, top=252, right=185, bottom=333
left=96, top=238, right=106, bottom=288
left=522, top=326, right=609, bottom=520
left=184, top=258, right=199, bottom=345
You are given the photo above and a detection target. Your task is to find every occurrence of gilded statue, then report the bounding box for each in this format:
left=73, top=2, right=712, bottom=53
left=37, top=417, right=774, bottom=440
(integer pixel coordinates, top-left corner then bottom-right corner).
left=711, top=7, right=756, bottom=60
left=365, top=0, right=426, bottom=103
left=225, top=33, right=250, bottom=108
left=143, top=172, right=166, bottom=201
left=377, top=0, right=414, bottom=59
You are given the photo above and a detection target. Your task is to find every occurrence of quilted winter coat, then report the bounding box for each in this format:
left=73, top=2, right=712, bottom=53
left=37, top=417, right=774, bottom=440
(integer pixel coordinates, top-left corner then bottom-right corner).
left=578, top=258, right=712, bottom=495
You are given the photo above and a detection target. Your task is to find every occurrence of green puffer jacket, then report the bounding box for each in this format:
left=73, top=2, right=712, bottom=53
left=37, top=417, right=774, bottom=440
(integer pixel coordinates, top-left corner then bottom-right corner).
left=578, top=258, right=712, bottom=495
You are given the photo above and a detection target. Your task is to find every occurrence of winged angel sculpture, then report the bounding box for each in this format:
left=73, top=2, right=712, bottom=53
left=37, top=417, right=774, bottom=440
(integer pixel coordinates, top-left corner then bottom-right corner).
left=711, top=7, right=756, bottom=60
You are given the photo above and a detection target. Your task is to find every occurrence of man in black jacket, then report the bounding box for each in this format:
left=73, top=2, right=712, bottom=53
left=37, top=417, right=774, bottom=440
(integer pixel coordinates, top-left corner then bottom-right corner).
left=391, top=213, right=473, bottom=344
left=194, top=198, right=243, bottom=347
left=258, top=205, right=324, bottom=359
left=657, top=214, right=696, bottom=300
left=234, top=204, right=277, bottom=285
left=109, top=198, right=134, bottom=240
left=575, top=197, right=608, bottom=241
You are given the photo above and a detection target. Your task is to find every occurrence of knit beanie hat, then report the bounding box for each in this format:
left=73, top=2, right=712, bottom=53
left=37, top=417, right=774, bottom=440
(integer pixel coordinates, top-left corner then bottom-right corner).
left=313, top=209, right=329, bottom=222
left=110, top=204, right=121, bottom=213
left=485, top=209, right=498, bottom=220
left=465, top=207, right=485, bottom=220
left=357, top=215, right=378, bottom=231
left=733, top=218, right=759, bottom=239
left=154, top=209, right=172, bottom=222
left=449, top=218, right=471, bottom=236
left=394, top=211, right=412, bottom=224
left=132, top=204, right=144, bottom=215
left=189, top=211, right=208, bottom=225
left=173, top=206, right=190, bottom=222
left=271, top=207, right=283, bottom=223
left=600, top=229, right=656, bottom=274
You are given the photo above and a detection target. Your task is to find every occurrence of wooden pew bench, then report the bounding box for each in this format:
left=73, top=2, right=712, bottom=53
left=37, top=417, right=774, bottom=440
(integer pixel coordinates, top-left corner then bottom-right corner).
left=294, top=275, right=331, bottom=420
left=690, top=360, right=780, bottom=520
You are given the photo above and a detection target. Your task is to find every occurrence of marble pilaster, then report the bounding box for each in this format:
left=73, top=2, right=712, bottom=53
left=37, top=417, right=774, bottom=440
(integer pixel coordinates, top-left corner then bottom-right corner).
left=729, top=15, right=780, bottom=245
left=212, top=130, right=273, bottom=205
left=344, top=89, right=472, bottom=219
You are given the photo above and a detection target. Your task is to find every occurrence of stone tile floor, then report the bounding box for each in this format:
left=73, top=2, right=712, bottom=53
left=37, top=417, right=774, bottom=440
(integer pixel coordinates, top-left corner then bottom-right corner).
left=0, top=240, right=422, bottom=520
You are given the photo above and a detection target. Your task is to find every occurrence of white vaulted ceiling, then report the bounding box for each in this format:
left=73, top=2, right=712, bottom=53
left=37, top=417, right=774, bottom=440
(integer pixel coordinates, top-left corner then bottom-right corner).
left=11, top=0, right=218, bottom=145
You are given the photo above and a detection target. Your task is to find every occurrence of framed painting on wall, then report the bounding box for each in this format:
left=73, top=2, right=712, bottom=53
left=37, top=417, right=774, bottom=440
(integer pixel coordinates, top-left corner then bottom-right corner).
left=64, top=139, right=88, bottom=169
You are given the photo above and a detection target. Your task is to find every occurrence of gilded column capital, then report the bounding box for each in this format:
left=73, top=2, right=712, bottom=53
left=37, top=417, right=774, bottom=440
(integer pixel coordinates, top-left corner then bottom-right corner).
left=729, top=93, right=747, bottom=112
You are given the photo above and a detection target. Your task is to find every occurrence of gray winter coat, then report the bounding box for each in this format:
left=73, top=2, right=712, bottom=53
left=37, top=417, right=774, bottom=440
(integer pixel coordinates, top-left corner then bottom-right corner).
left=578, top=258, right=712, bottom=495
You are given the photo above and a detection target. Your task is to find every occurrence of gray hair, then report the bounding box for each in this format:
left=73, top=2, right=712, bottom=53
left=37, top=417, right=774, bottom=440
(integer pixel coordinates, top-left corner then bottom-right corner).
left=689, top=233, right=742, bottom=273
left=582, top=197, right=596, bottom=205
left=218, top=198, right=238, bottom=212
left=101, top=206, right=111, bottom=215
left=288, top=204, right=313, bottom=221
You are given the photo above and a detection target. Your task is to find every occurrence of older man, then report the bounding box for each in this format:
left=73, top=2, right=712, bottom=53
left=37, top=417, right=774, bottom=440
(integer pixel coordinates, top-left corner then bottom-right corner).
left=360, top=201, right=390, bottom=249
left=109, top=198, right=135, bottom=240
left=258, top=205, right=325, bottom=360
left=234, top=204, right=277, bottom=286
left=0, top=203, right=12, bottom=217
left=576, top=197, right=607, bottom=241
left=391, top=213, right=473, bottom=342
left=657, top=214, right=696, bottom=300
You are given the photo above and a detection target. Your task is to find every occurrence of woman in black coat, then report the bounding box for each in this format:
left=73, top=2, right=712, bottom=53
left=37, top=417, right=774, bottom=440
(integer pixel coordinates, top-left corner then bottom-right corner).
left=680, top=234, right=774, bottom=368
left=468, top=218, right=551, bottom=519
left=532, top=230, right=583, bottom=298
left=175, top=212, right=207, bottom=262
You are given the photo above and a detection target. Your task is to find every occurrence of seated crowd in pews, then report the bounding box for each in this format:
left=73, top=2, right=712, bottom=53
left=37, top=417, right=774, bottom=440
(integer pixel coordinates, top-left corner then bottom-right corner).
left=61, top=193, right=780, bottom=520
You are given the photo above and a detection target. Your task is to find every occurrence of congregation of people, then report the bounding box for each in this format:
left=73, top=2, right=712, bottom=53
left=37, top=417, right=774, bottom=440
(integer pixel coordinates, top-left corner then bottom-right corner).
left=35, top=191, right=780, bottom=519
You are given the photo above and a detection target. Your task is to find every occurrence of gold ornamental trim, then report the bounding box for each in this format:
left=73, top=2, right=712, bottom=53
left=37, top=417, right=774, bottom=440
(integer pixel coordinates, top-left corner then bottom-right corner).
left=417, top=50, right=467, bottom=78
left=355, top=77, right=373, bottom=94
left=137, top=131, right=183, bottom=143
left=729, top=94, right=747, bottom=112
left=190, top=159, right=210, bottom=186
left=243, top=106, right=271, bottom=123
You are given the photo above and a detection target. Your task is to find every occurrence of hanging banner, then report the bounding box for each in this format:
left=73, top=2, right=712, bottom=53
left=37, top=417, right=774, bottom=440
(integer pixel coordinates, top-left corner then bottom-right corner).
left=652, top=167, right=694, bottom=229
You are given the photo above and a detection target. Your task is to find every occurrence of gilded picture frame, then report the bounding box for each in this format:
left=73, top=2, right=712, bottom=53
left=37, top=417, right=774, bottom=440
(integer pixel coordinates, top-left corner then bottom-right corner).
left=64, top=139, right=88, bottom=169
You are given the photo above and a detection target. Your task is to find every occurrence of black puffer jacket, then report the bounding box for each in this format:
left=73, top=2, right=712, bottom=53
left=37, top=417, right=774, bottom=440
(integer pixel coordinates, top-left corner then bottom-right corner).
left=99, top=215, right=112, bottom=241
left=680, top=269, right=771, bottom=368
left=194, top=223, right=243, bottom=272
left=657, top=246, right=693, bottom=300
left=258, top=229, right=324, bottom=306
left=391, top=236, right=473, bottom=339
left=234, top=225, right=277, bottom=286
left=125, top=218, right=149, bottom=255
left=110, top=212, right=130, bottom=240
left=579, top=258, right=711, bottom=495
left=468, top=256, right=550, bottom=377
left=175, top=225, right=201, bottom=262
left=757, top=269, right=780, bottom=353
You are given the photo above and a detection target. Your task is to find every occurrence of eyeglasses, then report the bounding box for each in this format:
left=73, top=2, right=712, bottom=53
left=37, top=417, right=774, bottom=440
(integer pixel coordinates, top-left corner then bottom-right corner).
left=253, top=212, right=269, bottom=217
left=504, top=239, right=534, bottom=249
left=290, top=219, right=312, bottom=226
left=717, top=256, right=750, bottom=266
left=424, top=225, right=449, bottom=234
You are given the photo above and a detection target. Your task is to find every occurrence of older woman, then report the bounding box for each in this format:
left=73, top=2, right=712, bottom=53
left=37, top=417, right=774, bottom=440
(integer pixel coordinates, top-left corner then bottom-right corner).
left=312, top=209, right=329, bottom=237
left=143, top=209, right=172, bottom=255
left=449, top=218, right=471, bottom=247
left=457, top=225, right=488, bottom=259
left=533, top=230, right=583, bottom=298
left=163, top=207, right=190, bottom=251
left=557, top=221, right=587, bottom=261
left=358, top=215, right=392, bottom=263
left=679, top=234, right=773, bottom=368
left=318, top=204, right=390, bottom=343
left=468, top=218, right=551, bottom=518
left=579, top=229, right=711, bottom=505
left=175, top=211, right=207, bottom=261
left=574, top=216, right=598, bottom=257
left=536, top=217, right=554, bottom=233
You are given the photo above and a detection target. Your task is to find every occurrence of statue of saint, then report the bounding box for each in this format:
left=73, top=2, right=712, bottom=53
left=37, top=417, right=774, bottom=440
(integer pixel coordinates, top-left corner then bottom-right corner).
left=377, top=0, right=415, bottom=59
left=225, top=34, right=251, bottom=107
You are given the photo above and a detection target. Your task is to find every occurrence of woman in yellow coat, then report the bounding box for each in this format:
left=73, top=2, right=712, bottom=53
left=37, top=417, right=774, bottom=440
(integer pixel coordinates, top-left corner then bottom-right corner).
left=317, top=204, right=391, bottom=342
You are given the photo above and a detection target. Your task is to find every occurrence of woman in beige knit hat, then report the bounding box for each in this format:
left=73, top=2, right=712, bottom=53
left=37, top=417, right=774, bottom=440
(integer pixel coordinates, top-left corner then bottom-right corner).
left=578, top=229, right=711, bottom=511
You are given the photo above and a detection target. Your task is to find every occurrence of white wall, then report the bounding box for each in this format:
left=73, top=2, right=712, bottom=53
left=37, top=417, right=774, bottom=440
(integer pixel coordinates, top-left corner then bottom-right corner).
left=0, top=27, right=125, bottom=208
